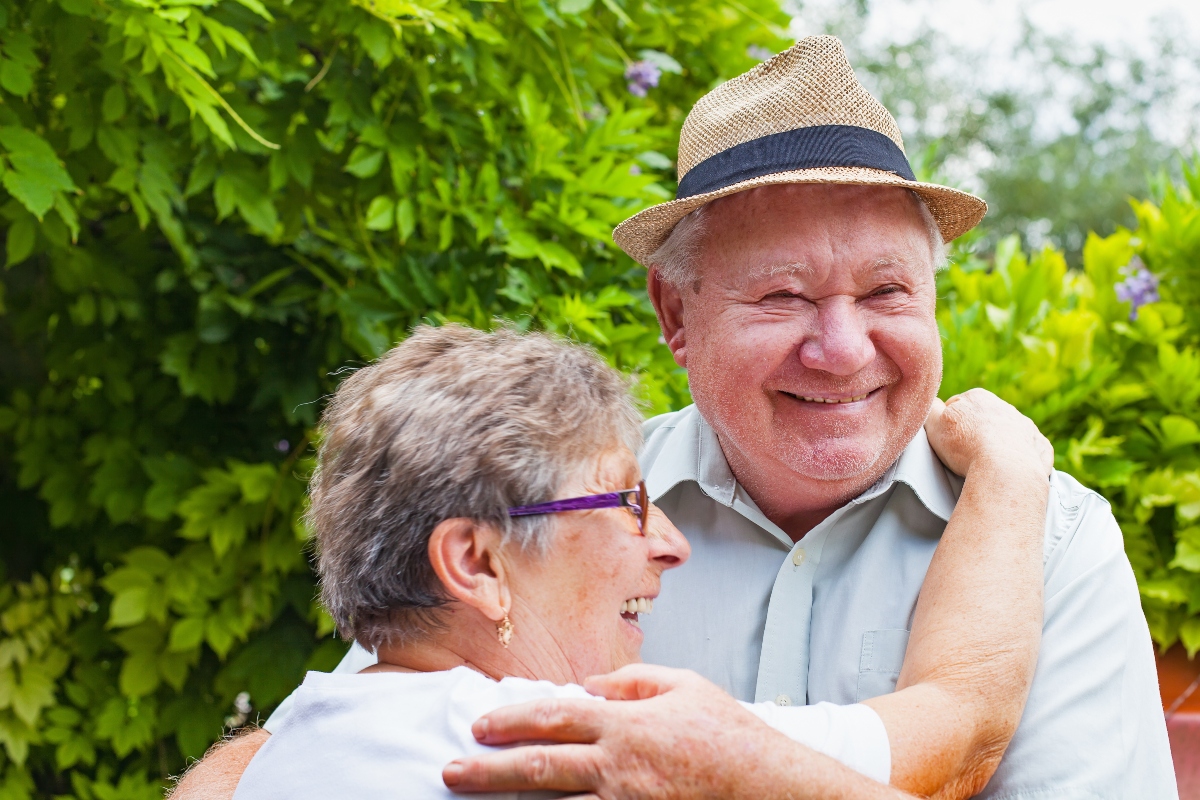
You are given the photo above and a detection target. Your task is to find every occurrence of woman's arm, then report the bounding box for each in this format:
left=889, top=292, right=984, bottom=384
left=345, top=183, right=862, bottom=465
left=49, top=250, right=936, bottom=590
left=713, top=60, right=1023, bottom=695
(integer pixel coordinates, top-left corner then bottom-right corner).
left=864, top=389, right=1052, bottom=799
left=168, top=728, right=270, bottom=800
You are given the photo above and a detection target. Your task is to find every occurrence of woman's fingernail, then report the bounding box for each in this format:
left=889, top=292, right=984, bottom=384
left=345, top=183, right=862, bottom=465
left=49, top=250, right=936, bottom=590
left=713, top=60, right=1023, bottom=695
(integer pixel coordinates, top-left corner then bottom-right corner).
left=473, top=718, right=489, bottom=740
left=444, top=763, right=463, bottom=786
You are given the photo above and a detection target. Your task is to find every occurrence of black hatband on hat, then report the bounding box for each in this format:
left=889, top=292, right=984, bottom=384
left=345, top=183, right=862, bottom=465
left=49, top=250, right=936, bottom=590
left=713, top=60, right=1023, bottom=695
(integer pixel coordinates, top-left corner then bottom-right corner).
left=675, top=124, right=916, bottom=200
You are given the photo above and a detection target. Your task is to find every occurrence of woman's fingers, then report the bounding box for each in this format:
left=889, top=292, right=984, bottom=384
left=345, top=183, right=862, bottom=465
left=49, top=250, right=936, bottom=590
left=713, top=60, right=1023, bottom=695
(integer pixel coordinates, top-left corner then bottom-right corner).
left=927, top=388, right=1053, bottom=478
left=443, top=743, right=602, bottom=794
left=471, top=698, right=604, bottom=745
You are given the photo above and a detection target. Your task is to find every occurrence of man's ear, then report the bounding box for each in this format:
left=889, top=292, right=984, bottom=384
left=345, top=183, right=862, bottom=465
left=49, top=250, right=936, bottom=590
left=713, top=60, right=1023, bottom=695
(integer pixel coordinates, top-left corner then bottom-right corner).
left=427, top=519, right=510, bottom=622
left=647, top=265, right=687, bottom=368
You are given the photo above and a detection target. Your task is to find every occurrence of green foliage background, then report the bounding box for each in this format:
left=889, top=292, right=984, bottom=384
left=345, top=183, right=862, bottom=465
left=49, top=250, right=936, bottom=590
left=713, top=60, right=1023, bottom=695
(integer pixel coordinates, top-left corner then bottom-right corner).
left=0, top=0, right=1197, bottom=795
left=0, top=0, right=791, bottom=794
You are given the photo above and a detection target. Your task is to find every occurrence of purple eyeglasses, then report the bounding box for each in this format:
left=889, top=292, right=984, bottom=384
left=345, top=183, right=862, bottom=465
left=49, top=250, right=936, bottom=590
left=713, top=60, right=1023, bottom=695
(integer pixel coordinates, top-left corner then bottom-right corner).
left=508, top=481, right=648, bottom=534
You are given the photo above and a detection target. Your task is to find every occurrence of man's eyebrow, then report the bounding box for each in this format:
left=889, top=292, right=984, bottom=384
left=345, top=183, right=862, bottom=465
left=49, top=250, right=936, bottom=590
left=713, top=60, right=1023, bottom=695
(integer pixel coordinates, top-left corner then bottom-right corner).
left=744, top=261, right=814, bottom=282
left=869, top=255, right=916, bottom=271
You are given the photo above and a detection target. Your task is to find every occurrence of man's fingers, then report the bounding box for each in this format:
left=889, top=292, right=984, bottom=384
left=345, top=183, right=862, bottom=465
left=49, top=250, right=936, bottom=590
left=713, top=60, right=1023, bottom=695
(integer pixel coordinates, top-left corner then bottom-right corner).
left=443, top=744, right=602, bottom=794
left=583, top=663, right=694, bottom=701
left=471, top=699, right=604, bottom=745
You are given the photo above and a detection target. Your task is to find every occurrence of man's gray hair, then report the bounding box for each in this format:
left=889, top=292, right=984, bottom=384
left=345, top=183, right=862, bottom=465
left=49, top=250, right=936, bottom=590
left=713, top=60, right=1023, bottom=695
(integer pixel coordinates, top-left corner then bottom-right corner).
left=308, top=324, right=643, bottom=650
left=650, top=189, right=948, bottom=285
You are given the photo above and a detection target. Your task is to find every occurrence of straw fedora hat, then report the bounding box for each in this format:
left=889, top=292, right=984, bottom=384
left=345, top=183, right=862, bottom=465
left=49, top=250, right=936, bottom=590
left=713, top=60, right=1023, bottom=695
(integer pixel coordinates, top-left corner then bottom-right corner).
left=612, top=35, right=986, bottom=265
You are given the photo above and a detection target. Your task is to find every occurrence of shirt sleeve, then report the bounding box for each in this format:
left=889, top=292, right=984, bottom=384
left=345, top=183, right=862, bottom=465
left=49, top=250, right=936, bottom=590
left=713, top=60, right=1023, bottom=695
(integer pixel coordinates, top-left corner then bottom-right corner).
left=741, top=700, right=891, bottom=784
left=262, top=642, right=378, bottom=733
left=979, top=474, right=1177, bottom=799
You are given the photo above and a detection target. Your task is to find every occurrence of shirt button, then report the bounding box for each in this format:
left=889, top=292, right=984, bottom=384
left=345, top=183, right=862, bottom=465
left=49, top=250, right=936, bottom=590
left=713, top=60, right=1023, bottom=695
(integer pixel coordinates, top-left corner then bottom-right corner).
left=791, top=548, right=806, bottom=567
left=775, top=694, right=791, bottom=707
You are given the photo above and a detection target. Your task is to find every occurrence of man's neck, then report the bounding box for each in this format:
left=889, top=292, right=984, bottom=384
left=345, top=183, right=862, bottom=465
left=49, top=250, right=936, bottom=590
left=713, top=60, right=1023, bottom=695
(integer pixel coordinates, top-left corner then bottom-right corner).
left=716, top=434, right=892, bottom=543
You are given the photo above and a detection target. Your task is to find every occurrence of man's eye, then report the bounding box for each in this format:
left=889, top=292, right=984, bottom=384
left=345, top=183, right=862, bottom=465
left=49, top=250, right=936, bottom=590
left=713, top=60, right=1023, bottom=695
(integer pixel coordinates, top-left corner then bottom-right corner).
left=871, top=285, right=901, bottom=297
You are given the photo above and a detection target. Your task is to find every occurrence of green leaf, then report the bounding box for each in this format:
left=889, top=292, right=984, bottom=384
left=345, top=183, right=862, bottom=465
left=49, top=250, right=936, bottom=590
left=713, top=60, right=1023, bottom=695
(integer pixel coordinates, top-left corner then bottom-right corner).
left=233, top=0, right=275, bottom=20
left=1181, top=617, right=1200, bottom=658
left=364, top=195, right=395, bottom=231
left=108, top=587, right=149, bottom=628
left=558, top=0, right=595, bottom=13
left=102, top=85, right=128, bottom=122
left=396, top=197, right=416, bottom=242
left=1162, top=415, right=1200, bottom=450
left=0, top=126, right=78, bottom=219
left=345, top=146, right=384, bottom=178
left=638, top=49, right=683, bottom=74
left=0, top=58, right=32, bottom=98
left=5, top=219, right=35, bottom=267
left=168, top=617, right=205, bottom=652
left=10, top=668, right=54, bottom=725
left=119, top=650, right=160, bottom=698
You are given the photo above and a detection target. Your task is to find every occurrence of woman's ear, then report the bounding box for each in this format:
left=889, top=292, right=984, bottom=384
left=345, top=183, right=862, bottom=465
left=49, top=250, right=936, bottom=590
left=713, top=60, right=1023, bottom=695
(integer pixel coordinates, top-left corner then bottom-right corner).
left=427, top=519, right=510, bottom=622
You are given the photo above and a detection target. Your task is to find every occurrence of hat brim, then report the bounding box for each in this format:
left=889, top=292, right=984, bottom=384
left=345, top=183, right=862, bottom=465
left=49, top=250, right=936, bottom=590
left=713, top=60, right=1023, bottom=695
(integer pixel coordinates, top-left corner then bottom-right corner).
left=612, top=166, right=987, bottom=266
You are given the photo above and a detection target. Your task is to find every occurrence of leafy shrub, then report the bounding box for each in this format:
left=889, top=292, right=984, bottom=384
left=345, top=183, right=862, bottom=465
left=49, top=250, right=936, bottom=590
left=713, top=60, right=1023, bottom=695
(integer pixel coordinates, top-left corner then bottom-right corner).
left=938, top=162, right=1200, bottom=655
left=0, top=0, right=787, bottom=794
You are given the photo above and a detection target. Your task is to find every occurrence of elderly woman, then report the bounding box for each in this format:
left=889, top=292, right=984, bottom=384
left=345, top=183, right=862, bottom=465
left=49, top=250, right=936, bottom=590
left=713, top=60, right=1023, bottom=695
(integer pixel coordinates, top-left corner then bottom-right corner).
left=179, top=324, right=1051, bottom=800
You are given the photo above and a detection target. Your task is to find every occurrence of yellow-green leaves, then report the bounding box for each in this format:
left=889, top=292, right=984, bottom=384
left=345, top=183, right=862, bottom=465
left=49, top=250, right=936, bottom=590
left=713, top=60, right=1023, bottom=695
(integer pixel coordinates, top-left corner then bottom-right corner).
left=0, top=127, right=78, bottom=223
left=940, top=173, right=1200, bottom=653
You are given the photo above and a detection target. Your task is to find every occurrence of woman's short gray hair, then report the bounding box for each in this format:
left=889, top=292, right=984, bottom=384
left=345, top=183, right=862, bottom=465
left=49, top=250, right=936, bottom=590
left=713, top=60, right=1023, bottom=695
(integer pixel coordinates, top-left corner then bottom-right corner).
left=650, top=188, right=947, bottom=286
left=308, top=324, right=643, bottom=650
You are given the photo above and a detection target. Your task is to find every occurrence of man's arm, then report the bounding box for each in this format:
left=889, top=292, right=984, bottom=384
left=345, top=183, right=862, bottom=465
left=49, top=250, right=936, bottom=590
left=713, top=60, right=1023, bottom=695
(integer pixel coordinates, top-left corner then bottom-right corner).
left=864, top=391, right=1049, bottom=799
left=168, top=728, right=270, bottom=800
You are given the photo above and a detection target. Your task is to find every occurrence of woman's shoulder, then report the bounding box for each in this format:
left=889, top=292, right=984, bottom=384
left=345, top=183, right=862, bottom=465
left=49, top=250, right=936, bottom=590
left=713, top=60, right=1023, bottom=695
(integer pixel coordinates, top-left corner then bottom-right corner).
left=236, top=669, right=593, bottom=799
left=287, top=667, right=598, bottom=734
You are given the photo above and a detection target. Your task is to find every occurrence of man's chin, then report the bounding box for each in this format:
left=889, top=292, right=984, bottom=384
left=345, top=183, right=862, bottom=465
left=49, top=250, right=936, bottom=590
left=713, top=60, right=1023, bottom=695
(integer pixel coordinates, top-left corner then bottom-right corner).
left=779, top=440, right=889, bottom=484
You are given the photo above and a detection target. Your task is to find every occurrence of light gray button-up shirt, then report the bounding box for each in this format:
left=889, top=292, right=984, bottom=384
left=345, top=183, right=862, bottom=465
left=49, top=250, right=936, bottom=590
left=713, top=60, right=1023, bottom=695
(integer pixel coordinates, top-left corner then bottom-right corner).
left=273, top=404, right=1176, bottom=798
left=640, top=404, right=1176, bottom=799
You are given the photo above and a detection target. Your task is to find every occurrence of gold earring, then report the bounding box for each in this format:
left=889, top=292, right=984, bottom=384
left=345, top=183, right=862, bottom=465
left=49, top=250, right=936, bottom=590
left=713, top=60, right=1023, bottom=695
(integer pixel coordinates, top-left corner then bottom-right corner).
left=497, top=613, right=514, bottom=648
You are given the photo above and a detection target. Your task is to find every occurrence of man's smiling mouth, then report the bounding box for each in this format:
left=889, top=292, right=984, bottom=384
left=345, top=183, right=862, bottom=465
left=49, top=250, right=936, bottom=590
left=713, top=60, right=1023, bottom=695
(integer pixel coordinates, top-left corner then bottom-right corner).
left=780, top=389, right=878, bottom=405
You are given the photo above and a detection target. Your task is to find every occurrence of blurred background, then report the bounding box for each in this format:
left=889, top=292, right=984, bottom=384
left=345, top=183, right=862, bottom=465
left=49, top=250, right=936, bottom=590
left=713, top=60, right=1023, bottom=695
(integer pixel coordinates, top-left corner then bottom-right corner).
left=0, top=0, right=1198, bottom=796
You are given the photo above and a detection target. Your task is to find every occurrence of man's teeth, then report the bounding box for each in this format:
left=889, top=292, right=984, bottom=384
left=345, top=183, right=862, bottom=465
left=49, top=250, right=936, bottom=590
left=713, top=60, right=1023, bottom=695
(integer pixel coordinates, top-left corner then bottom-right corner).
left=796, top=392, right=871, bottom=404
left=621, top=597, right=654, bottom=615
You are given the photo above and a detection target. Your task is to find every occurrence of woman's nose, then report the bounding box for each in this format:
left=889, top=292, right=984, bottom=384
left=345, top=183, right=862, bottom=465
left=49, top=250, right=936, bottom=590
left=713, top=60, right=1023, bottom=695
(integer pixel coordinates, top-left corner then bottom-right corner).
left=797, top=296, right=876, bottom=376
left=645, top=504, right=690, bottom=568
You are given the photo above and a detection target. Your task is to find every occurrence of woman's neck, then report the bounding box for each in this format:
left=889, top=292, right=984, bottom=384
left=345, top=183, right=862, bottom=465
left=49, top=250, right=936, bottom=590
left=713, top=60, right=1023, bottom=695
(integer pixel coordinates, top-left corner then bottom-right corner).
left=372, top=606, right=580, bottom=685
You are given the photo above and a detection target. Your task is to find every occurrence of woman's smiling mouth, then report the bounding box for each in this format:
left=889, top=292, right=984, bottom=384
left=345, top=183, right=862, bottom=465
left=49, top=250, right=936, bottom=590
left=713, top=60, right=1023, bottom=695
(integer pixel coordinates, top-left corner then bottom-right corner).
left=620, top=596, right=655, bottom=626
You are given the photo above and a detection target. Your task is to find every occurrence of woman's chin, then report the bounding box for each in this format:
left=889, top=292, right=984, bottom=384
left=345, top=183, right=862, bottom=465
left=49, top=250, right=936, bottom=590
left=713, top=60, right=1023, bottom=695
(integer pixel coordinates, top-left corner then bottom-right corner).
left=617, top=614, right=645, bottom=655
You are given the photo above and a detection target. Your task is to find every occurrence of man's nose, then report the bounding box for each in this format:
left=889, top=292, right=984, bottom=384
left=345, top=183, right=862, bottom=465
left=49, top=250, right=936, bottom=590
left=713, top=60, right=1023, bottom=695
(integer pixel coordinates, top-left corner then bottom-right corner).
left=797, top=297, right=876, bottom=376
left=646, top=505, right=690, bottom=569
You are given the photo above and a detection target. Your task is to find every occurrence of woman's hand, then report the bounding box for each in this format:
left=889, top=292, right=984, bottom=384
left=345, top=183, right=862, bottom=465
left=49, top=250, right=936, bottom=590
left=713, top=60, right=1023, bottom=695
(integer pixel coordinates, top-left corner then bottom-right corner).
left=925, top=389, right=1054, bottom=479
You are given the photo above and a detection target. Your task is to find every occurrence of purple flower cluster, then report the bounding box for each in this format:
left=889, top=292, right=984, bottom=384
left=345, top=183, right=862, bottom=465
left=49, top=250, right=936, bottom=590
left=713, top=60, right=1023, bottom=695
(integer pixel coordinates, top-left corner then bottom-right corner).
left=625, top=60, right=661, bottom=97
left=1114, top=256, right=1160, bottom=320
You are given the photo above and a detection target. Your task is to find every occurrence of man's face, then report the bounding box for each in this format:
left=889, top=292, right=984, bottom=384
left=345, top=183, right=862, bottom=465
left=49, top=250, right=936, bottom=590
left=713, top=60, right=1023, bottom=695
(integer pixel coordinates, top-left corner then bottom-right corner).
left=664, top=184, right=942, bottom=500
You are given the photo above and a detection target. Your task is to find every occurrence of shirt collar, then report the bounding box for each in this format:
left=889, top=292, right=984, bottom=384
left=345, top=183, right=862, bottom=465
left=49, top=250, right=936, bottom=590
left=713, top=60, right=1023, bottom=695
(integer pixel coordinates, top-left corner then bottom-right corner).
left=644, top=406, right=737, bottom=505
left=644, top=405, right=959, bottom=523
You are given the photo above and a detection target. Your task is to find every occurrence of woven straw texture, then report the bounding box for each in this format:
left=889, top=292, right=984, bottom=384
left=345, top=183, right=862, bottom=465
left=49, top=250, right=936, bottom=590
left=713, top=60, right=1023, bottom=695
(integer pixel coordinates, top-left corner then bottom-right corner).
left=614, top=35, right=987, bottom=265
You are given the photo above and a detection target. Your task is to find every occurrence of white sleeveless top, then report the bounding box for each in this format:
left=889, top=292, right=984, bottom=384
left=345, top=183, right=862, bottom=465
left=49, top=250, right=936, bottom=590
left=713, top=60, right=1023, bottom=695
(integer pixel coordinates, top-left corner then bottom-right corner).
left=234, top=667, right=889, bottom=799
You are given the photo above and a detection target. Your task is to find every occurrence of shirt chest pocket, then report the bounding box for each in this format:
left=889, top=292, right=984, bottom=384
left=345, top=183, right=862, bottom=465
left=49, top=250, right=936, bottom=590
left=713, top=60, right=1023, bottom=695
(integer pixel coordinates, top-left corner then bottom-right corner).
left=856, top=629, right=910, bottom=702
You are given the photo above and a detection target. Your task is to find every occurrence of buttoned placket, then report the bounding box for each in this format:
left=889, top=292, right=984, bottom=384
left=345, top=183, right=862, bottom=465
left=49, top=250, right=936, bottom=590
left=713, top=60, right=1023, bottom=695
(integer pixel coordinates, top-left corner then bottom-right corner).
left=749, top=499, right=842, bottom=706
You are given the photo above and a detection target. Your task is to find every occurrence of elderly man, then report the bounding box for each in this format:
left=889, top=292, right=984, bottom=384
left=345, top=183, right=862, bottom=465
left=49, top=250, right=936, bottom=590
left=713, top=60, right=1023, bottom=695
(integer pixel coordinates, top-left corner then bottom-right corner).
left=177, top=36, right=1175, bottom=799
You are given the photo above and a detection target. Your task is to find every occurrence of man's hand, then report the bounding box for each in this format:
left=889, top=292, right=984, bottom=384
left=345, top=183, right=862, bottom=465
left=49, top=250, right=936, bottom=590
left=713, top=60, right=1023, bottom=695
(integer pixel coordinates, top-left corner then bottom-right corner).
left=443, top=664, right=907, bottom=800
left=925, top=389, right=1054, bottom=479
